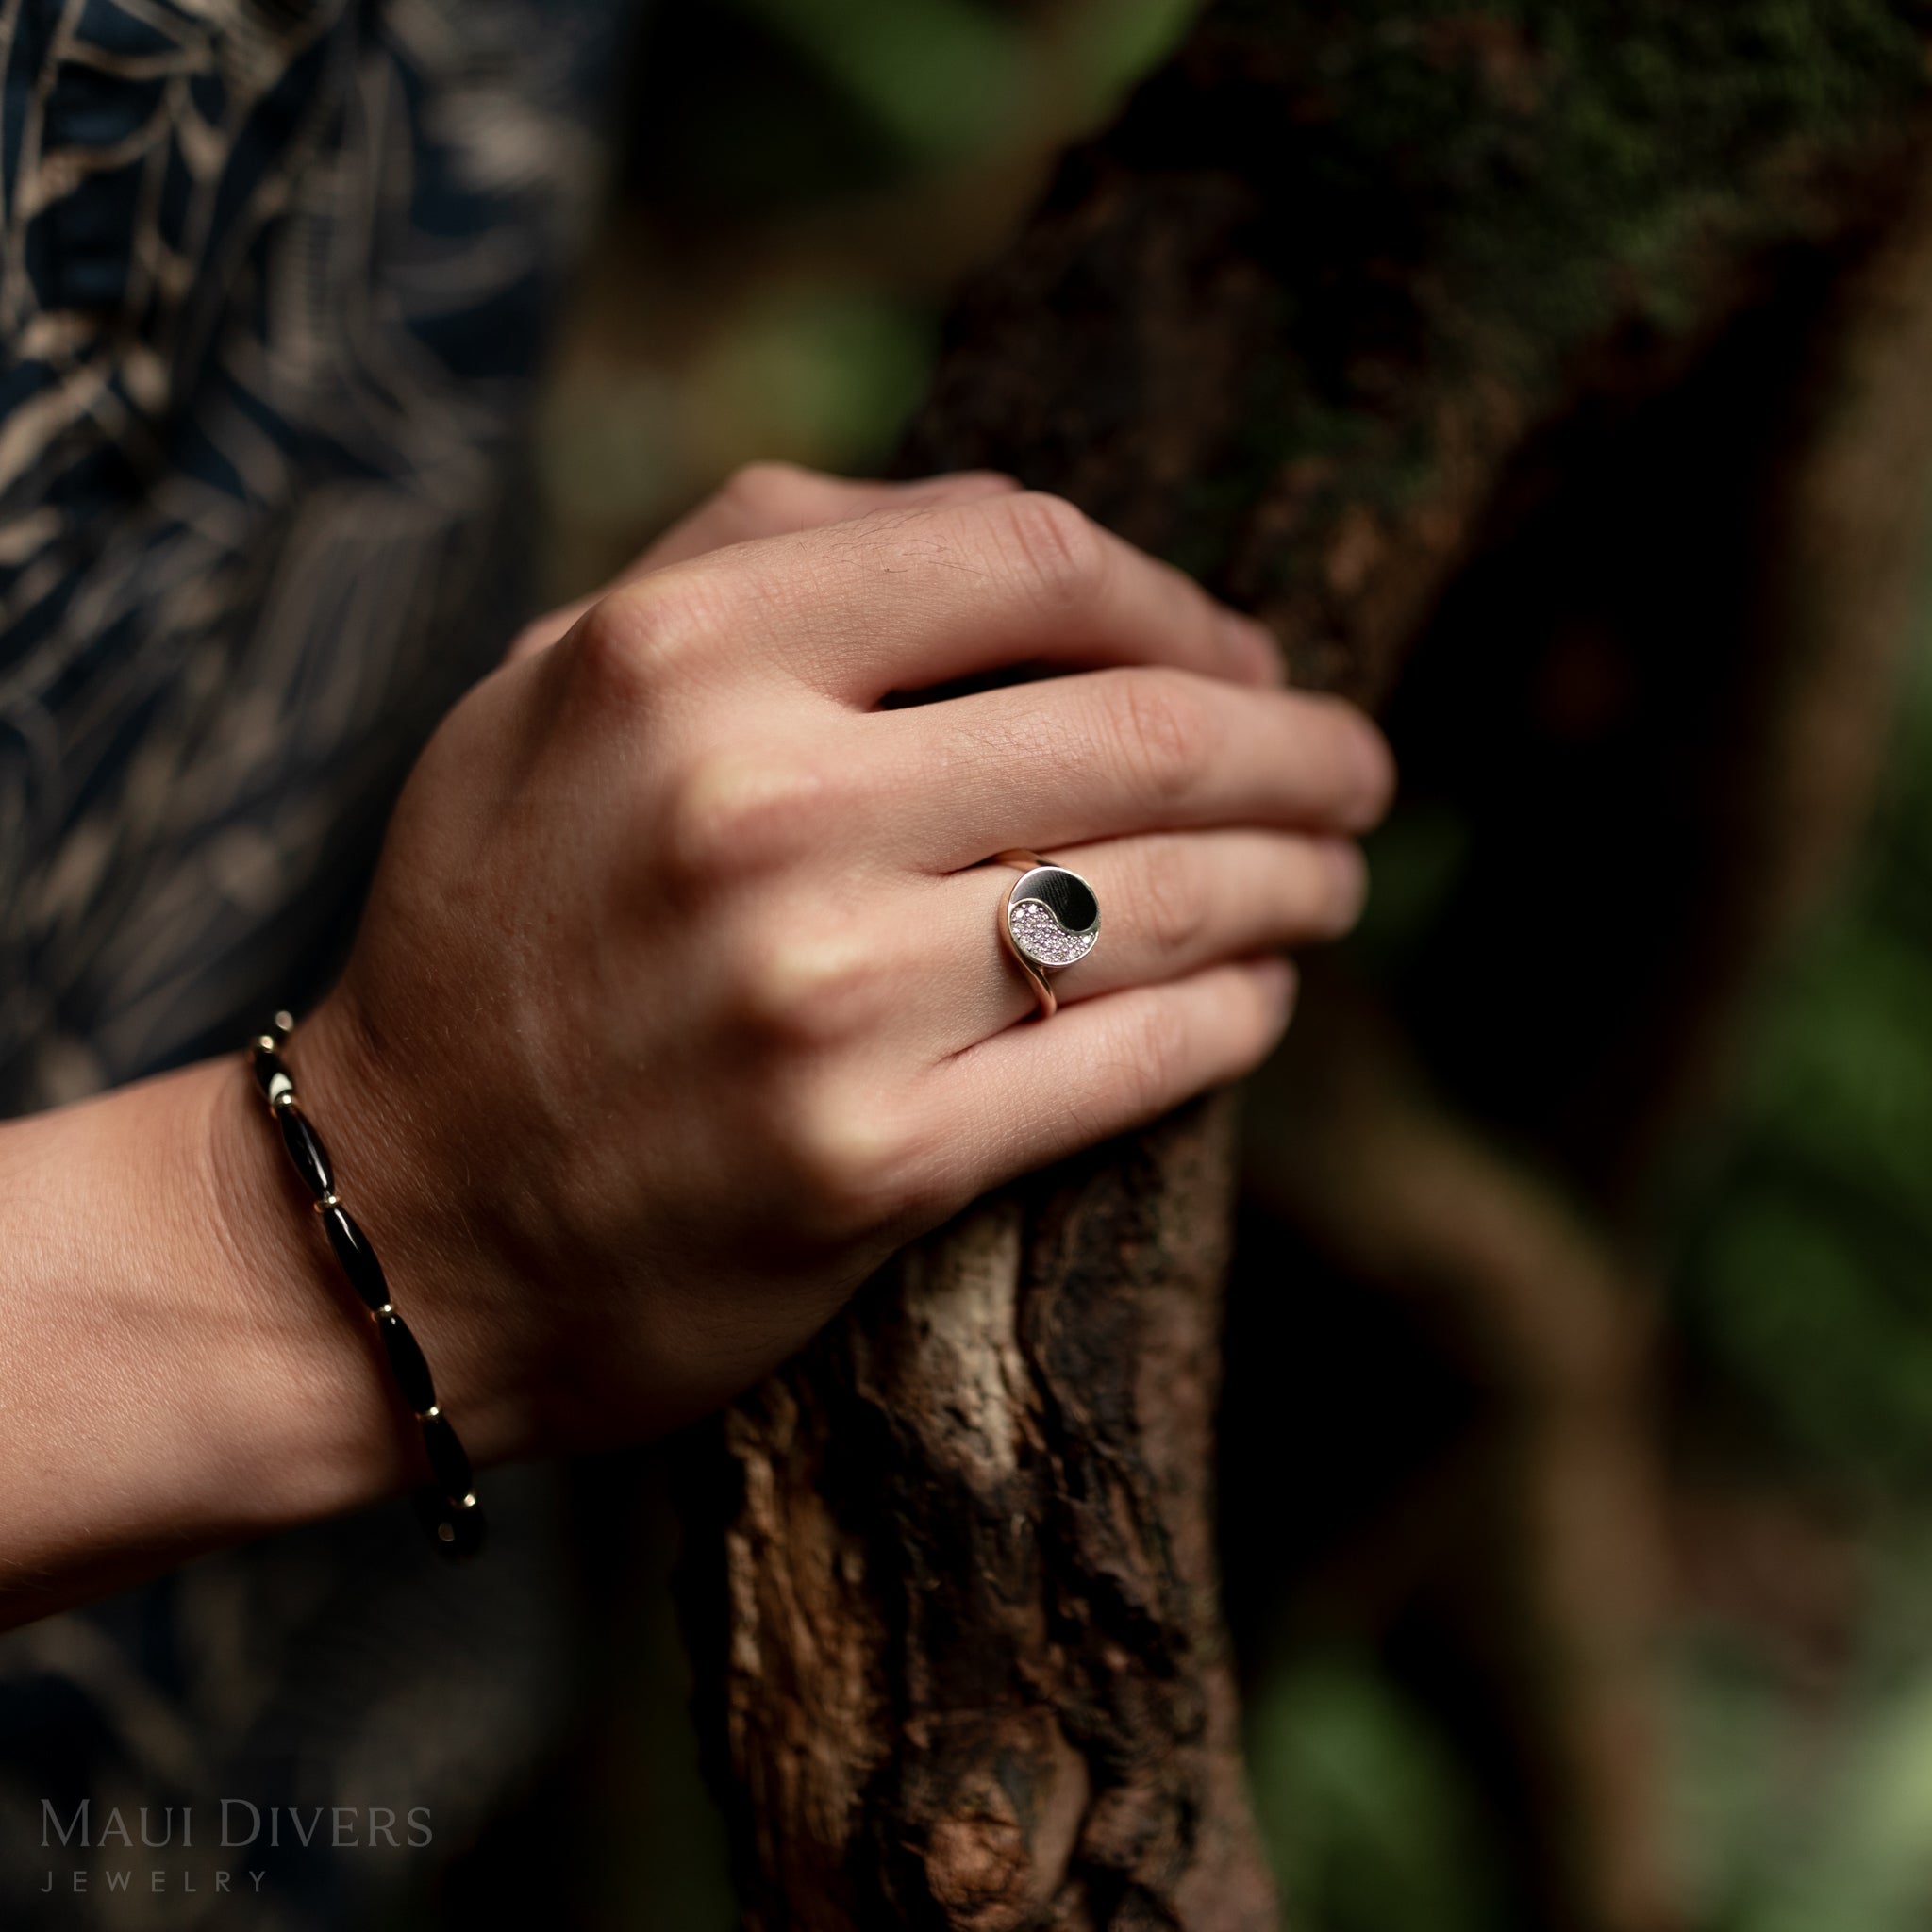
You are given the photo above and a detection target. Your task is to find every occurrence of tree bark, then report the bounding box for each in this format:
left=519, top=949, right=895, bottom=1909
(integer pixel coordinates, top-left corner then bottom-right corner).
left=680, top=6, right=1932, bottom=1927
left=683, top=1101, right=1269, bottom=1928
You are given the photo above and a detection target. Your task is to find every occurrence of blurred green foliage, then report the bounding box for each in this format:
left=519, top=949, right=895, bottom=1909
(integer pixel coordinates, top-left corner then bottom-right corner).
left=1680, top=627, right=1932, bottom=1491
left=542, top=0, right=1198, bottom=595
left=539, top=288, right=935, bottom=550
left=1269, top=553, right=1932, bottom=1932
left=1652, top=590, right=1932, bottom=1932
left=1671, top=1527, right=1932, bottom=1932
left=729, top=0, right=1035, bottom=163
left=622, top=0, right=1197, bottom=216
left=1246, top=1650, right=1504, bottom=1932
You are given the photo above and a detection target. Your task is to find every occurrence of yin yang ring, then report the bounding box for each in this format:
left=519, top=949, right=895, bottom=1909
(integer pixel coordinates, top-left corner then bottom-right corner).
left=994, top=849, right=1102, bottom=1020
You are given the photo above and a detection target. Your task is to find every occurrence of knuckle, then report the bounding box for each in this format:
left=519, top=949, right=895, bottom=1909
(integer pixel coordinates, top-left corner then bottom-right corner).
left=779, top=1080, right=920, bottom=1234
left=663, top=749, right=831, bottom=883
left=718, top=459, right=808, bottom=521
left=1107, top=670, right=1211, bottom=810
left=725, top=912, right=875, bottom=1046
left=1132, top=838, right=1208, bottom=960
left=569, top=575, right=709, bottom=704
left=995, top=491, right=1108, bottom=608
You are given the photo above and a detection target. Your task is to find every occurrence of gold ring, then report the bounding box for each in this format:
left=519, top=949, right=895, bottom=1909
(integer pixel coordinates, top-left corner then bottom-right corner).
left=993, top=848, right=1101, bottom=1020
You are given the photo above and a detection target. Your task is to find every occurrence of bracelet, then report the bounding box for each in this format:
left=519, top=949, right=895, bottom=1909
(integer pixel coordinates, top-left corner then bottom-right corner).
left=245, top=1010, right=485, bottom=1560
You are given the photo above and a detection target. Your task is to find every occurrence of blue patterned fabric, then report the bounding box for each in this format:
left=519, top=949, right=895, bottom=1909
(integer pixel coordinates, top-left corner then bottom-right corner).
left=0, top=3, right=639, bottom=1922
left=0, top=0, right=627, bottom=1107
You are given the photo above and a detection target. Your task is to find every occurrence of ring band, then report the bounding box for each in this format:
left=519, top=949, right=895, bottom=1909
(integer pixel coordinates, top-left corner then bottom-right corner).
left=994, top=849, right=1101, bottom=1020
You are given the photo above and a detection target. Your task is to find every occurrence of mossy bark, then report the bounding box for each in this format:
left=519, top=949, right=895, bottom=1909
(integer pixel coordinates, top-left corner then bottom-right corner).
left=682, top=5, right=1932, bottom=1926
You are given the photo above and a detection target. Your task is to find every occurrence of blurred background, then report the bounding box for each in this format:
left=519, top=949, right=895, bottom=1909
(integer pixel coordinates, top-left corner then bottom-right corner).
left=514, top=2, right=1932, bottom=1926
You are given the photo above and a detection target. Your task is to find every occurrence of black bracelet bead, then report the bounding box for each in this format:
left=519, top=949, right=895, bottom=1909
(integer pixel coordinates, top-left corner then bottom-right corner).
left=321, top=1205, right=390, bottom=1313
left=376, top=1311, right=436, bottom=1414
left=420, top=1410, right=473, bottom=1499
left=249, top=1012, right=482, bottom=1561
left=276, top=1102, right=334, bottom=1200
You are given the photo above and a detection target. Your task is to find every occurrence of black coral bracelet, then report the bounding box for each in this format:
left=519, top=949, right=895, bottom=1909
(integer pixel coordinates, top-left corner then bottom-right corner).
left=246, top=1010, right=485, bottom=1560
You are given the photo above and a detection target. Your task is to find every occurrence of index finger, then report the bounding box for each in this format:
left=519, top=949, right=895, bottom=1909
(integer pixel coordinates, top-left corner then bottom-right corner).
left=618, top=491, right=1285, bottom=702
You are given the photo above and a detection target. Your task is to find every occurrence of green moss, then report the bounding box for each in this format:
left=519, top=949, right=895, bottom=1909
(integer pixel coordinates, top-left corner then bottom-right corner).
left=1175, top=0, right=1928, bottom=587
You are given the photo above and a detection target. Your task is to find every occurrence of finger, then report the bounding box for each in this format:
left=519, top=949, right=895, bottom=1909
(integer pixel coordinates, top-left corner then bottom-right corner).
left=606, top=491, right=1284, bottom=698
left=506, top=465, right=1022, bottom=662
left=870, top=668, right=1393, bottom=871
left=915, top=830, right=1365, bottom=1044
left=925, top=957, right=1296, bottom=1193
left=637, top=463, right=1023, bottom=575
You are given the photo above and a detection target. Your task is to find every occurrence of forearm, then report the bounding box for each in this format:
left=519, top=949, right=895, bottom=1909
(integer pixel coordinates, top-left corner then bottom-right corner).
left=0, top=470, right=1389, bottom=1630
left=0, top=1043, right=407, bottom=1626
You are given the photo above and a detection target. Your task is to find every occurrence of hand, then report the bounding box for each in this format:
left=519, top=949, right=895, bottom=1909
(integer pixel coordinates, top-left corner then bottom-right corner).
left=502, top=461, right=1029, bottom=662
left=283, top=465, right=1394, bottom=1461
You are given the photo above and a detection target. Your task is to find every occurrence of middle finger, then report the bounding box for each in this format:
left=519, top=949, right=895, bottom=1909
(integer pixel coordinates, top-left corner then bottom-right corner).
left=874, top=666, right=1392, bottom=872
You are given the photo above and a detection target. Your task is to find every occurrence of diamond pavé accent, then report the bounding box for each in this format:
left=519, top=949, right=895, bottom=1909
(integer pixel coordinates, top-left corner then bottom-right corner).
left=1009, top=895, right=1095, bottom=968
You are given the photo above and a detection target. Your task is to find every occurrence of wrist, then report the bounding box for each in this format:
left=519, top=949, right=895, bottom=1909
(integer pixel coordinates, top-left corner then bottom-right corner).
left=271, top=991, right=541, bottom=1471
left=195, top=1043, right=410, bottom=1527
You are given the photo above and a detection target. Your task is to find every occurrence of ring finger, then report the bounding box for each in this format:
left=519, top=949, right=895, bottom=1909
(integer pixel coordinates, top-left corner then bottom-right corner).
left=921, top=826, right=1367, bottom=1049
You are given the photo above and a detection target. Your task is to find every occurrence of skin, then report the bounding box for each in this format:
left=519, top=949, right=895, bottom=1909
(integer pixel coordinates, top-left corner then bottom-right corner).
left=0, top=463, right=1391, bottom=1626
